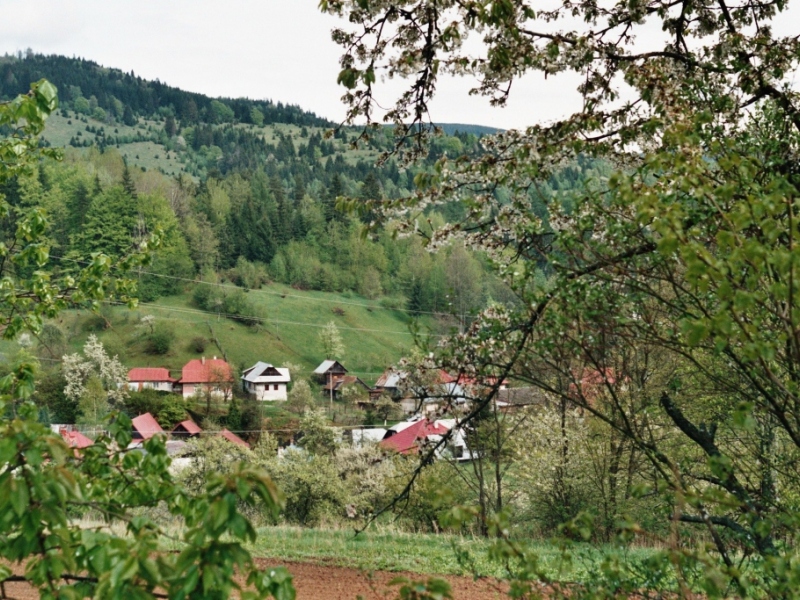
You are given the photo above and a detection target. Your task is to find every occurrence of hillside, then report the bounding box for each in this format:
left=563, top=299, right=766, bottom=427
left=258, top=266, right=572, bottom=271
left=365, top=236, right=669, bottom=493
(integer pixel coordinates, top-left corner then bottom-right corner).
left=0, top=53, right=526, bottom=391
left=41, top=284, right=443, bottom=385
left=0, top=53, right=331, bottom=127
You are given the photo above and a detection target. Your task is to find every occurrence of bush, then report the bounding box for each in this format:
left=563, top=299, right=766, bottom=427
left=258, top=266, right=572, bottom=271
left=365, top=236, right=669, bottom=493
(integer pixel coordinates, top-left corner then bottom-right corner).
left=123, top=389, right=166, bottom=419
left=190, top=336, right=207, bottom=353
left=145, top=324, right=173, bottom=355
left=230, top=257, right=269, bottom=290
left=380, top=296, right=406, bottom=311
left=157, top=394, right=187, bottom=429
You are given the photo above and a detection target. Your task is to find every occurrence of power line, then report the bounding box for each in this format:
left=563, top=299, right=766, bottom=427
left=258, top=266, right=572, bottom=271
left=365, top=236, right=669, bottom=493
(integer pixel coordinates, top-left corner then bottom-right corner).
left=125, top=299, right=443, bottom=337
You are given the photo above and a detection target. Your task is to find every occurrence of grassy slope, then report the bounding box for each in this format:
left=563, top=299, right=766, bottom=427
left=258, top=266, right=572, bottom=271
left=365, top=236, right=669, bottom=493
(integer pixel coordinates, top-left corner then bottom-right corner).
left=54, top=283, right=441, bottom=384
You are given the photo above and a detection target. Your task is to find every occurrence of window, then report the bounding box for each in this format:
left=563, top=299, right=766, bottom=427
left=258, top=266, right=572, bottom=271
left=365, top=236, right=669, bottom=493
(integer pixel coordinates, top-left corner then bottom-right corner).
left=273, top=384, right=279, bottom=390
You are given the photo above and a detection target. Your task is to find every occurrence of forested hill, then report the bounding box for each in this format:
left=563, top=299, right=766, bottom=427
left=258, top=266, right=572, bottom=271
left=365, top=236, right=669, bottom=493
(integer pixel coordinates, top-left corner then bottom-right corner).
left=0, top=53, right=330, bottom=127
left=0, top=52, right=605, bottom=378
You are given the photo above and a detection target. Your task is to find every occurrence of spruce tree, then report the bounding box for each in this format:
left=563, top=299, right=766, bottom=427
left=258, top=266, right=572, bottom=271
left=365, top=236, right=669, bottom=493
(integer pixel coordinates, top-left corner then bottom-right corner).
left=293, top=173, right=306, bottom=203
left=67, top=180, right=92, bottom=234
left=271, top=175, right=292, bottom=244
left=121, top=163, right=137, bottom=199
left=325, top=173, right=343, bottom=223
left=92, top=173, right=102, bottom=196
left=358, top=172, right=382, bottom=224
left=122, top=104, right=136, bottom=126
left=165, top=114, right=177, bottom=137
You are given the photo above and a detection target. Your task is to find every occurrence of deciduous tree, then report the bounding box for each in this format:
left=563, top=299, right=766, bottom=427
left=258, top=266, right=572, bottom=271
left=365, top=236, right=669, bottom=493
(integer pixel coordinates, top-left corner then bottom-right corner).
left=321, top=0, right=800, bottom=595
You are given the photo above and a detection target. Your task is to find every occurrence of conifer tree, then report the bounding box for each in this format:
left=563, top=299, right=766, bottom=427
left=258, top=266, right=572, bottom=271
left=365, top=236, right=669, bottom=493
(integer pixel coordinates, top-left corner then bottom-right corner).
left=271, top=175, right=292, bottom=244
left=164, top=114, right=177, bottom=137
left=293, top=173, right=306, bottom=203
left=325, top=173, right=343, bottom=223
left=121, top=162, right=137, bottom=199
left=67, top=179, right=92, bottom=233
left=359, top=172, right=382, bottom=224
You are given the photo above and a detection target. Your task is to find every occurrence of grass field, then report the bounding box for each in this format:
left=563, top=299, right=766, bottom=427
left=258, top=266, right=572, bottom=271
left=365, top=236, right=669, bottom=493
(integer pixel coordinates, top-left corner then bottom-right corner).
left=43, top=282, right=441, bottom=384
left=250, top=526, right=657, bottom=582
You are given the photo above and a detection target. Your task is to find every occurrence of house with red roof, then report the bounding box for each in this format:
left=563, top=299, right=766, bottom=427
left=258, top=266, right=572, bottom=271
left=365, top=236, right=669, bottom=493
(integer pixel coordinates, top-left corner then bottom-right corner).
left=179, top=357, right=234, bottom=399
left=380, top=418, right=452, bottom=455
left=131, top=412, right=165, bottom=441
left=127, top=367, right=176, bottom=393
left=60, top=428, right=93, bottom=450
left=569, top=368, right=625, bottom=407
left=218, top=428, right=250, bottom=449
left=172, top=419, right=202, bottom=439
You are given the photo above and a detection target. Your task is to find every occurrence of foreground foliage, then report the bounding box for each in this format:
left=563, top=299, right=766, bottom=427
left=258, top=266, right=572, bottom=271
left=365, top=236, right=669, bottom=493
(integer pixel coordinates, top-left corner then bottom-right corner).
left=0, top=84, right=295, bottom=599
left=322, top=0, right=800, bottom=597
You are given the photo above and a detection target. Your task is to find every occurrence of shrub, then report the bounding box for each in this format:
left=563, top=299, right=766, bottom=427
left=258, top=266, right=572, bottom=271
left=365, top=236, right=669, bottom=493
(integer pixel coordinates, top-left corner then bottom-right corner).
left=231, top=257, right=269, bottom=290
left=157, top=394, right=187, bottom=429
left=145, top=324, right=173, bottom=355
left=190, top=336, right=207, bottom=353
left=380, top=296, right=406, bottom=311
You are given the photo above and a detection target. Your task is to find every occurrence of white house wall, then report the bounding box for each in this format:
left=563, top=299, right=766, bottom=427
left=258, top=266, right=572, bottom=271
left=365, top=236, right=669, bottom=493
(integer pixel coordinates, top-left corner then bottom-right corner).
left=128, top=381, right=174, bottom=392
left=245, top=382, right=287, bottom=401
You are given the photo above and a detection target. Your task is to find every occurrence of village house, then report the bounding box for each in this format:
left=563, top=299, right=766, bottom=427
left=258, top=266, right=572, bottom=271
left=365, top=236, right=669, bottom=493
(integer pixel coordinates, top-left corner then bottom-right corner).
left=241, top=362, right=291, bottom=401
left=172, top=419, right=202, bottom=439
left=179, top=357, right=234, bottom=400
left=314, top=359, right=348, bottom=387
left=126, top=367, right=176, bottom=392
left=371, top=368, right=404, bottom=400
left=131, top=413, right=164, bottom=441
left=381, top=417, right=471, bottom=460
left=219, top=428, right=250, bottom=449
left=380, top=417, right=452, bottom=455
left=60, top=428, right=93, bottom=450
left=323, top=374, right=371, bottom=401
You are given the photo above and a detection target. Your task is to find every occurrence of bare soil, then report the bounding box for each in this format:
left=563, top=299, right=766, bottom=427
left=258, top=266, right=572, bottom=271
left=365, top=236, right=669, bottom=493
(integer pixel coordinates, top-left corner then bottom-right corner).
left=1, top=559, right=509, bottom=600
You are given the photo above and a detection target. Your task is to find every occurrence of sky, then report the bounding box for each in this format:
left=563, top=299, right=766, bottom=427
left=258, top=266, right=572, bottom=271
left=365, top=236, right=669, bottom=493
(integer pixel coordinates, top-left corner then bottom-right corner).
left=0, top=0, right=582, bottom=130
left=2, top=2, right=797, bottom=131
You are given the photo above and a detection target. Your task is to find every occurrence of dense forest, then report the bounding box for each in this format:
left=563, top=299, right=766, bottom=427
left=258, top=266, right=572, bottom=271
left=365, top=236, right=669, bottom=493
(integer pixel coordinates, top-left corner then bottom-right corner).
left=0, top=53, right=602, bottom=322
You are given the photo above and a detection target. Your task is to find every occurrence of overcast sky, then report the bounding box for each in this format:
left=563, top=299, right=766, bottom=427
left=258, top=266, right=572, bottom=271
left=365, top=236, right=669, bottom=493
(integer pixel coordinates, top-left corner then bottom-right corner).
left=3, top=2, right=797, bottom=130
left=0, top=0, right=585, bottom=130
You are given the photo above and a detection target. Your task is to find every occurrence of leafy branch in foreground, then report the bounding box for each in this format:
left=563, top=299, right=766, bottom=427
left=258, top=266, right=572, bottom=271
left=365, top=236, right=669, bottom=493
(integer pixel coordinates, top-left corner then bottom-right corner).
left=0, top=83, right=296, bottom=599
left=323, top=0, right=800, bottom=597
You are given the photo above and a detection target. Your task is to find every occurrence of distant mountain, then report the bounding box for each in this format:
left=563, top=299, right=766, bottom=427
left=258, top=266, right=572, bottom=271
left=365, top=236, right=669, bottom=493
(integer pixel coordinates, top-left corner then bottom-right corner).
left=436, top=123, right=504, bottom=136
left=0, top=53, right=332, bottom=128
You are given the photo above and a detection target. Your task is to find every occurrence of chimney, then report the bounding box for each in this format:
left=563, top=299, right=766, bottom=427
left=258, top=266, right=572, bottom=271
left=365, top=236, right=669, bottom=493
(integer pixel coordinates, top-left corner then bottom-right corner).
left=201, top=356, right=205, bottom=365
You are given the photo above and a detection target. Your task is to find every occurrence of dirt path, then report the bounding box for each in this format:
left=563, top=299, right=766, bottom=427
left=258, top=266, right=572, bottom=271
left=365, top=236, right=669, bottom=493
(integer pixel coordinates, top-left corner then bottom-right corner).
left=1, top=559, right=509, bottom=600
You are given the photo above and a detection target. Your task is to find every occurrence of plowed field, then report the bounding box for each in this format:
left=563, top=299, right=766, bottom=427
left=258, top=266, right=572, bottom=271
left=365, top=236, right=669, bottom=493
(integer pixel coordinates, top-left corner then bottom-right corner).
left=1, top=559, right=509, bottom=600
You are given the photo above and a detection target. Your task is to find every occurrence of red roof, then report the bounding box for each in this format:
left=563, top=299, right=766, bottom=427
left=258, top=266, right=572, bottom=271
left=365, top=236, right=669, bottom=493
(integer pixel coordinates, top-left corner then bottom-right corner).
left=219, top=428, right=250, bottom=449
left=128, top=367, right=175, bottom=382
left=132, top=413, right=165, bottom=440
left=569, top=368, right=622, bottom=404
left=380, top=419, right=451, bottom=455
left=173, top=419, right=202, bottom=435
left=437, top=370, right=458, bottom=384
left=60, top=429, right=93, bottom=449
left=180, top=358, right=233, bottom=384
